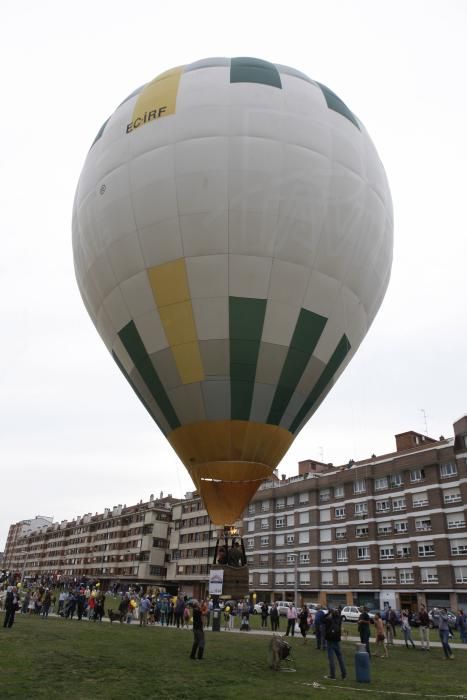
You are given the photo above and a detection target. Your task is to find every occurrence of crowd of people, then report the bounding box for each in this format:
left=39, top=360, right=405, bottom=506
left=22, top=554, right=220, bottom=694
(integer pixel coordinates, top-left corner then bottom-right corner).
left=2, top=582, right=466, bottom=675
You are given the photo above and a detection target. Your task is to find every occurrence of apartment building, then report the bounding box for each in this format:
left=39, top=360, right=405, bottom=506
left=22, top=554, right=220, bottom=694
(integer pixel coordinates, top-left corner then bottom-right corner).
left=245, top=415, right=467, bottom=611
left=3, top=495, right=176, bottom=588
left=3, top=416, right=466, bottom=608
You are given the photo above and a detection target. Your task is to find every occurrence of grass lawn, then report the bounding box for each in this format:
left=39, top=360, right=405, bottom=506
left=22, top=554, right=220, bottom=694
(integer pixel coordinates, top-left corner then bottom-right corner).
left=1, top=612, right=466, bottom=700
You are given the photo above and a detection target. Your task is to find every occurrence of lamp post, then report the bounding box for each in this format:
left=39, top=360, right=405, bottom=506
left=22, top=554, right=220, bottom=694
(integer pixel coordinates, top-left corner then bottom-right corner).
left=293, top=553, right=298, bottom=609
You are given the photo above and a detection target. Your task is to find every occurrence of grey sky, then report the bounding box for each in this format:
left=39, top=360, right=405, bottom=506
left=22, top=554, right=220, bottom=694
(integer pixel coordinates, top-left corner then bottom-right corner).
left=1, top=0, right=466, bottom=549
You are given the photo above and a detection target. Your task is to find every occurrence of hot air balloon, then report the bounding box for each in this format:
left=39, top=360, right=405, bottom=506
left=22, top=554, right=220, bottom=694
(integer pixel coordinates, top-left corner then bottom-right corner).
left=72, top=57, right=393, bottom=528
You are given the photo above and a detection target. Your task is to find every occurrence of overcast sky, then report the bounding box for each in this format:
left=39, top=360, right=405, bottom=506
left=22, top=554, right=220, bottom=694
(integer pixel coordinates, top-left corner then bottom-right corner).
left=1, top=0, right=466, bottom=550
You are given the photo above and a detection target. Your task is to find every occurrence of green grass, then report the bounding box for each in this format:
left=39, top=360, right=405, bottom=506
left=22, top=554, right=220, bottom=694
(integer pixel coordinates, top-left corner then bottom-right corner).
left=1, top=613, right=466, bottom=700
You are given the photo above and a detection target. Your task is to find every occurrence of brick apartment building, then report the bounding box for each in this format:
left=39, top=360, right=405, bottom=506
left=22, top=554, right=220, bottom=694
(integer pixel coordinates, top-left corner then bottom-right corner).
left=3, top=415, right=466, bottom=609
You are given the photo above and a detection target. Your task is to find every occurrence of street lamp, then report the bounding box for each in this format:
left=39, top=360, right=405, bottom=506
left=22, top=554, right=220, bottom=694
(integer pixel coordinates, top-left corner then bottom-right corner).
left=292, top=553, right=298, bottom=608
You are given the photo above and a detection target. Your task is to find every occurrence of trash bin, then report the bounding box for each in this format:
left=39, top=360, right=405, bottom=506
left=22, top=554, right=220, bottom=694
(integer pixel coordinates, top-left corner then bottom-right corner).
left=212, top=609, right=221, bottom=632
left=355, top=643, right=370, bottom=683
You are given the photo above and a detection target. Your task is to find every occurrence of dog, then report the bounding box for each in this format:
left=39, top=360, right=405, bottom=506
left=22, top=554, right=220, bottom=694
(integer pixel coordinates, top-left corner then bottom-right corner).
left=108, top=609, right=124, bottom=624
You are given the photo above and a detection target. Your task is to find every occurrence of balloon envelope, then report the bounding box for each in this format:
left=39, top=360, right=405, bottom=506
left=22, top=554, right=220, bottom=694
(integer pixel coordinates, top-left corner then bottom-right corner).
left=72, top=57, right=393, bottom=524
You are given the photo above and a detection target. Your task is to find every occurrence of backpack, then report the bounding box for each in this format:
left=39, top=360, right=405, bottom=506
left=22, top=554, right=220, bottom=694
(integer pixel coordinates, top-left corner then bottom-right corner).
left=326, top=615, right=340, bottom=641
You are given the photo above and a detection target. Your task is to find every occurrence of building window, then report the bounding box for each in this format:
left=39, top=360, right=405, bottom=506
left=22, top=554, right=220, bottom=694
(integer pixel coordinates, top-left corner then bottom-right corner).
left=447, top=512, right=466, bottom=529
left=299, top=511, right=310, bottom=525
left=286, top=534, right=295, bottom=545
left=261, top=500, right=270, bottom=511
left=336, top=547, right=348, bottom=562
left=376, top=500, right=390, bottom=512
left=397, top=545, right=411, bottom=559
left=260, top=553, right=269, bottom=563
left=450, top=538, right=467, bottom=555
left=286, top=553, right=296, bottom=564
left=418, top=543, right=435, bottom=557
left=412, top=492, right=429, bottom=507
left=357, top=546, right=370, bottom=560
left=321, top=571, right=333, bottom=586
left=259, top=573, right=268, bottom=585
left=300, top=571, right=311, bottom=584
left=299, top=491, right=309, bottom=504
left=440, top=462, right=457, bottom=478
left=260, top=536, right=269, bottom=547
left=276, top=534, right=284, bottom=546
left=275, top=517, right=284, bottom=528
left=379, top=546, right=394, bottom=560
left=355, top=526, right=368, bottom=538
left=394, top=520, right=408, bottom=533
left=276, top=497, right=285, bottom=509
left=359, top=570, right=372, bottom=584
left=381, top=569, right=397, bottom=584
left=355, top=503, right=368, bottom=516
left=298, top=531, right=309, bottom=544
left=261, top=518, right=269, bottom=529
left=444, top=488, right=461, bottom=504
left=286, top=571, right=295, bottom=584
left=455, top=567, right=467, bottom=583
left=410, top=468, right=425, bottom=482
left=320, top=488, right=331, bottom=502
left=320, top=509, right=331, bottom=522
left=420, top=567, right=438, bottom=583
left=335, top=506, right=346, bottom=519
left=337, top=570, right=349, bottom=585
left=377, top=522, right=392, bottom=535
left=415, top=518, right=432, bottom=532
left=287, top=495, right=295, bottom=507
left=375, top=477, right=388, bottom=491
left=248, top=504, right=255, bottom=514
left=287, top=514, right=294, bottom=527
left=354, top=479, right=366, bottom=494
left=390, top=473, right=403, bottom=488
left=334, top=485, right=344, bottom=498
left=246, top=538, right=254, bottom=549
left=321, top=549, right=332, bottom=564
left=300, top=552, right=310, bottom=563
left=320, top=528, right=331, bottom=543
left=399, top=569, right=414, bottom=584
left=275, top=573, right=285, bottom=585
left=335, top=527, right=347, bottom=540
left=392, top=497, right=406, bottom=512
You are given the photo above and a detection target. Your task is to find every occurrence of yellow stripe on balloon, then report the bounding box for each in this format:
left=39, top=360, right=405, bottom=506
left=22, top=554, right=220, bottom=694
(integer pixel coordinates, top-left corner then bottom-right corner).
left=148, top=259, right=205, bottom=384
left=130, top=66, right=183, bottom=128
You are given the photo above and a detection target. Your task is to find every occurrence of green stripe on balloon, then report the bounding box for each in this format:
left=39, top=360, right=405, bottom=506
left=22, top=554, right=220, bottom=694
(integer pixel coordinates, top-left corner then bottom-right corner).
left=289, top=334, right=352, bottom=434
left=267, top=308, right=327, bottom=425
left=316, top=82, right=360, bottom=130
left=230, top=57, right=282, bottom=89
left=112, top=350, right=167, bottom=435
left=229, top=297, right=267, bottom=420
left=117, top=321, right=181, bottom=430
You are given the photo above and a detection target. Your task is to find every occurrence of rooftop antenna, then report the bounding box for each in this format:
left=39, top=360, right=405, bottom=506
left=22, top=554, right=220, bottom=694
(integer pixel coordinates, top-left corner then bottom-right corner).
left=420, top=408, right=428, bottom=435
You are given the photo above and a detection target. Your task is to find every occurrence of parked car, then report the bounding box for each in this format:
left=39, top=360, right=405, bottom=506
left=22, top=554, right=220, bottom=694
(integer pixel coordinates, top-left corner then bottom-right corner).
left=340, top=605, right=376, bottom=622
left=253, top=602, right=272, bottom=614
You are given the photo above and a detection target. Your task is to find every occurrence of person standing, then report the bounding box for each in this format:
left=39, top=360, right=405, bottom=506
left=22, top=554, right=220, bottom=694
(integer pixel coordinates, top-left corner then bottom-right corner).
left=42, top=589, right=52, bottom=618
left=285, top=603, right=297, bottom=637
left=298, top=604, right=310, bottom=643
left=323, top=608, right=347, bottom=680
left=3, top=586, right=19, bottom=628
left=270, top=603, right=280, bottom=632
left=401, top=610, right=416, bottom=649
left=455, top=609, right=467, bottom=643
left=418, top=604, right=430, bottom=651
left=358, top=606, right=372, bottom=656
left=374, top=613, right=388, bottom=657
left=438, top=608, right=454, bottom=659
left=314, top=605, right=326, bottom=650
left=190, top=600, right=205, bottom=660
left=260, top=602, right=269, bottom=628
